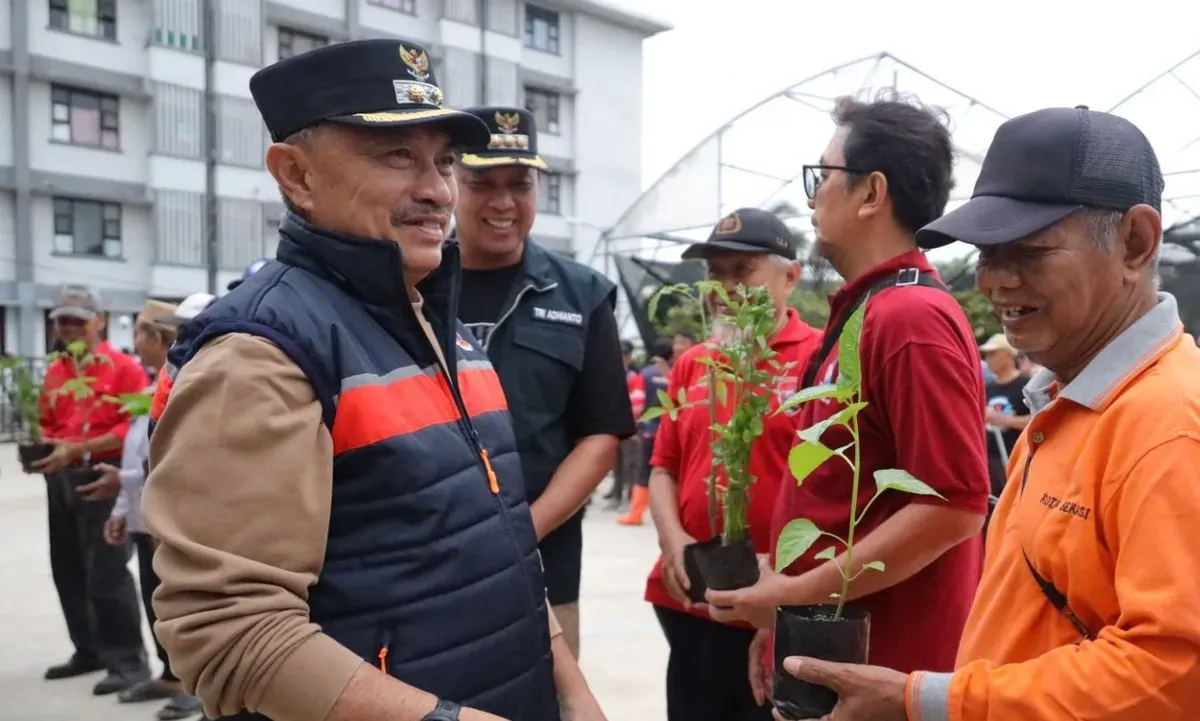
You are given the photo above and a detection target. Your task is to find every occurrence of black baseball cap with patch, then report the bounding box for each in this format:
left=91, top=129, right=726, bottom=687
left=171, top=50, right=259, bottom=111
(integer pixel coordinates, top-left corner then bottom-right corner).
left=250, top=39, right=490, bottom=148
left=681, top=208, right=798, bottom=261
left=457, top=106, right=548, bottom=171
left=916, top=105, right=1164, bottom=249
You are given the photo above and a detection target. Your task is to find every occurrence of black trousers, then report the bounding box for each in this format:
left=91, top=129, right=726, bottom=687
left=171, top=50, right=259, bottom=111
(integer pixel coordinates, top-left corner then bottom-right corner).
left=46, top=473, right=147, bottom=674
left=133, top=531, right=178, bottom=681
left=654, top=606, right=773, bottom=721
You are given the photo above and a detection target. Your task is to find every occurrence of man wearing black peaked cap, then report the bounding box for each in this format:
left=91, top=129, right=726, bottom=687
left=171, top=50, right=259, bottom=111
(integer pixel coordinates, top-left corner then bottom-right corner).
left=452, top=106, right=635, bottom=661
left=143, top=40, right=605, bottom=721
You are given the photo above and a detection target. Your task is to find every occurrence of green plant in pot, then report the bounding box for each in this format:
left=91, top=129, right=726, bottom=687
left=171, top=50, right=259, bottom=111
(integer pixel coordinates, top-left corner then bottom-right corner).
left=1, top=356, right=55, bottom=471
left=47, top=340, right=112, bottom=489
left=770, top=299, right=945, bottom=720
left=641, top=281, right=795, bottom=599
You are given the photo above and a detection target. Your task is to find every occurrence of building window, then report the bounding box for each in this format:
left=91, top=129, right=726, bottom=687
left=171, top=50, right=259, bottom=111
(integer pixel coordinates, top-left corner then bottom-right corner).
left=524, top=87, right=560, bottom=135
left=524, top=5, right=560, bottom=55
left=214, top=0, right=262, bottom=66
left=51, top=86, right=120, bottom=150
left=368, top=0, right=417, bottom=14
left=216, top=95, right=265, bottom=168
left=49, top=0, right=118, bottom=40
left=151, top=0, right=204, bottom=51
left=538, top=173, right=561, bottom=215
left=154, top=190, right=206, bottom=266
left=53, top=198, right=123, bottom=259
left=152, top=82, right=204, bottom=158
left=277, top=27, right=327, bottom=59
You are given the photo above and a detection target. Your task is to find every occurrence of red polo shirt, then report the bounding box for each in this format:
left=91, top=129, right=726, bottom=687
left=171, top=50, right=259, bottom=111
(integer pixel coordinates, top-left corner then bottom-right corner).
left=769, top=249, right=989, bottom=672
left=646, top=308, right=821, bottom=624
left=40, top=341, right=148, bottom=462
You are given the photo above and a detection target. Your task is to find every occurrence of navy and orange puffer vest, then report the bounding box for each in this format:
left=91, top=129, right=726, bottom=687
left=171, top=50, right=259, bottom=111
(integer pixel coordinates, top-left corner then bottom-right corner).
left=156, top=213, right=559, bottom=721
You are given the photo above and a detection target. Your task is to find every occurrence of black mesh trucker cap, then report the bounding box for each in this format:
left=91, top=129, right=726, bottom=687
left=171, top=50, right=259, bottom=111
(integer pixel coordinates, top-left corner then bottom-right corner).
left=916, top=105, right=1164, bottom=249
left=681, top=208, right=797, bottom=260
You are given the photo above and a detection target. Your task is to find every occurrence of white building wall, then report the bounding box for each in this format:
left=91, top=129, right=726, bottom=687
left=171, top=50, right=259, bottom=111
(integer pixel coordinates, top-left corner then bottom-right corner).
left=569, top=13, right=646, bottom=267
left=0, top=76, right=12, bottom=167
left=0, top=191, right=16, bottom=283
left=1, top=0, right=665, bottom=354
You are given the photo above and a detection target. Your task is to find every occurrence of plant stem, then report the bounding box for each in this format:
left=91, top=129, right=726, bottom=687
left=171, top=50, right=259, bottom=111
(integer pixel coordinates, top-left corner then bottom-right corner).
left=699, top=297, right=719, bottom=540
left=836, top=410, right=861, bottom=621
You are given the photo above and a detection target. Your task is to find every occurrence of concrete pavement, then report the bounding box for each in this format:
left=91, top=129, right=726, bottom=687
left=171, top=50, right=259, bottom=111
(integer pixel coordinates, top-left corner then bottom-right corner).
left=0, top=448, right=667, bottom=720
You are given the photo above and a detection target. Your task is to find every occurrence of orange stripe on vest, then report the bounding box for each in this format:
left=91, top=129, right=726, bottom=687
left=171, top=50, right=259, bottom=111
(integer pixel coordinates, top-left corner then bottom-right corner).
left=332, top=367, right=508, bottom=455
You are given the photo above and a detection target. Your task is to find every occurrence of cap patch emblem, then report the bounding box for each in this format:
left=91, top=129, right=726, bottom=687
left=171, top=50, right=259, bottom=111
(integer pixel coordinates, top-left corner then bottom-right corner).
left=393, top=80, right=444, bottom=107
left=398, top=44, right=430, bottom=82
left=714, top=211, right=743, bottom=236
left=495, top=111, right=521, bottom=134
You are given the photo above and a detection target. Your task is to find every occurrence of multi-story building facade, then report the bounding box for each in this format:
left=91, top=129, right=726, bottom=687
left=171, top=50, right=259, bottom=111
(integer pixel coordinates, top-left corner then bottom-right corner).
left=0, top=0, right=668, bottom=355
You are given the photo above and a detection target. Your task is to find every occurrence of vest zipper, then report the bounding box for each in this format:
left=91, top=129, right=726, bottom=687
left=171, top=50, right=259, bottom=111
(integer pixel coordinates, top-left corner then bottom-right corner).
left=480, top=281, right=558, bottom=352
left=377, top=629, right=391, bottom=675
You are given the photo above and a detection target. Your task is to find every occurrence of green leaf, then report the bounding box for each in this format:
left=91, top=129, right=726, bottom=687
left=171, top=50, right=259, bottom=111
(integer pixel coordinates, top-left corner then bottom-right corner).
left=676, top=387, right=687, bottom=405
left=774, top=518, right=821, bottom=572
left=873, top=469, right=946, bottom=499
left=776, top=383, right=841, bottom=415
left=657, top=388, right=672, bottom=409
left=814, top=546, right=837, bottom=561
left=714, top=381, right=728, bottom=405
left=787, top=441, right=835, bottom=484
left=638, top=406, right=667, bottom=423
left=796, top=401, right=868, bottom=444
left=837, top=301, right=867, bottom=387
left=860, top=560, right=886, bottom=573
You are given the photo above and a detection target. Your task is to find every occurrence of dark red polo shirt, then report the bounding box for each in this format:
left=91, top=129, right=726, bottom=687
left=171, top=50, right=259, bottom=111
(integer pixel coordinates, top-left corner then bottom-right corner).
left=769, top=249, right=989, bottom=672
left=646, top=308, right=821, bottom=625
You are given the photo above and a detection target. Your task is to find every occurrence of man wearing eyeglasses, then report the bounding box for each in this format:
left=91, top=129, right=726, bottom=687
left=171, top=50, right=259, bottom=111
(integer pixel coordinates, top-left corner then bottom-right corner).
left=705, top=95, right=990, bottom=693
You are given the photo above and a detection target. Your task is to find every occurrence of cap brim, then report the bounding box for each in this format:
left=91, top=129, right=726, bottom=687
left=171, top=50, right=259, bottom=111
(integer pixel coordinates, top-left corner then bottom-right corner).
left=49, top=307, right=96, bottom=321
left=916, top=196, right=1083, bottom=249
left=327, top=107, right=491, bottom=149
left=681, top=239, right=790, bottom=260
left=458, top=151, right=548, bottom=171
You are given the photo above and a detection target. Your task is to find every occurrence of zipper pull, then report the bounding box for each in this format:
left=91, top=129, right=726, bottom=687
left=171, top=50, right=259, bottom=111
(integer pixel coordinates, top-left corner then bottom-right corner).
left=479, top=448, right=500, bottom=495
left=377, top=631, right=391, bottom=675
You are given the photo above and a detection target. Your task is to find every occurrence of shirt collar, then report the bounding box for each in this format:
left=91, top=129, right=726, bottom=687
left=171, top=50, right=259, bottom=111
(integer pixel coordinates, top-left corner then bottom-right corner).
left=825, top=248, right=934, bottom=327
left=1024, top=292, right=1184, bottom=413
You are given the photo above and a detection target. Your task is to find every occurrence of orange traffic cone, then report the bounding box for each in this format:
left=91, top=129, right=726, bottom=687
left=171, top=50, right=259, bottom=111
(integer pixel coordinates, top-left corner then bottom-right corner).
left=618, top=486, right=650, bottom=526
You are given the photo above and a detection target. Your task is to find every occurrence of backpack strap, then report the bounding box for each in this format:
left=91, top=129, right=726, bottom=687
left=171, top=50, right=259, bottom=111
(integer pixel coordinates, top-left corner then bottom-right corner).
left=800, top=268, right=948, bottom=389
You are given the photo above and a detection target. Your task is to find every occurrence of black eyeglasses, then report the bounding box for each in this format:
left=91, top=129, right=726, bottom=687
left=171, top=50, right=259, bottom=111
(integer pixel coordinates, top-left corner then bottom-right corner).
left=802, top=164, right=871, bottom=199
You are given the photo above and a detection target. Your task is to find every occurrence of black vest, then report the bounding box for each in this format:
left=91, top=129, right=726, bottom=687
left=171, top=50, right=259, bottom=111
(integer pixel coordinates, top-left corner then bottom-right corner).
left=158, top=214, right=559, bottom=720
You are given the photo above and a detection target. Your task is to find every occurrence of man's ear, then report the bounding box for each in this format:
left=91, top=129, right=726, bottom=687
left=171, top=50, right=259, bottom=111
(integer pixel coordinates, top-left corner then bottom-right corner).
left=266, top=142, right=315, bottom=215
left=1120, top=204, right=1162, bottom=283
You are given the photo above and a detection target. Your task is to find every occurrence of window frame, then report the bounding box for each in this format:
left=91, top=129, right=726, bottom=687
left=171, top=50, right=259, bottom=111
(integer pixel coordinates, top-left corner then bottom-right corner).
left=48, top=0, right=118, bottom=41
left=366, top=0, right=417, bottom=14
left=524, top=5, right=561, bottom=55
left=277, top=26, right=329, bottom=60
left=51, top=85, right=121, bottom=150
left=538, top=173, right=562, bottom=216
left=524, top=86, right=561, bottom=135
left=52, top=197, right=124, bottom=260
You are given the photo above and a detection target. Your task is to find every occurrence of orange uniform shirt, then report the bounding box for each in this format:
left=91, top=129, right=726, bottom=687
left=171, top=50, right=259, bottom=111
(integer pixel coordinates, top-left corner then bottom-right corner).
left=907, top=294, right=1200, bottom=721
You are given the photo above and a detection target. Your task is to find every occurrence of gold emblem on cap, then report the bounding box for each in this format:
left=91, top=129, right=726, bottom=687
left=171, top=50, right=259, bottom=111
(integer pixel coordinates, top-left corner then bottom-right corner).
left=714, top=211, right=743, bottom=236
left=495, top=111, right=521, bottom=134
left=398, top=44, right=430, bottom=82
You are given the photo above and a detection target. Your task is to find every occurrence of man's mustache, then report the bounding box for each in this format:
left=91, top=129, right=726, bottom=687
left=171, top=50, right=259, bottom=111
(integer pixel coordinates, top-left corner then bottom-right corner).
left=390, top=203, right=453, bottom=227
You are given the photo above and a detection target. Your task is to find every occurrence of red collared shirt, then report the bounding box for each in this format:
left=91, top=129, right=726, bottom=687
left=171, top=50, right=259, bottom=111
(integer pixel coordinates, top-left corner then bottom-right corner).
left=645, top=308, right=822, bottom=624
left=769, top=249, right=990, bottom=672
left=40, top=341, right=148, bottom=461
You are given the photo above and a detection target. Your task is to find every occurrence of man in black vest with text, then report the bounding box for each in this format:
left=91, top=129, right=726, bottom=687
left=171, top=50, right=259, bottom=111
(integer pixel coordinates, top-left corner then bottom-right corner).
left=453, top=106, right=635, bottom=658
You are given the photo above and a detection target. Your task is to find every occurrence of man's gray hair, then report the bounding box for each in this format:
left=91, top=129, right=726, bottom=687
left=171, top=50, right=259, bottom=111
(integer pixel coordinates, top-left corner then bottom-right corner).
left=1074, top=207, right=1160, bottom=280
